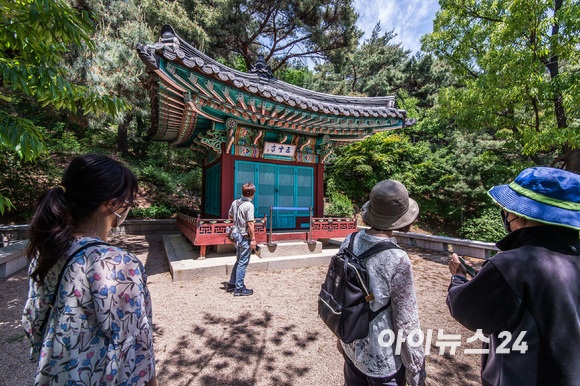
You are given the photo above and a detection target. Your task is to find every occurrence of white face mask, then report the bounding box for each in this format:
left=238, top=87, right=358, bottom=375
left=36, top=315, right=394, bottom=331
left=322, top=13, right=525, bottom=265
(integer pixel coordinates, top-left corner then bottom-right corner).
left=113, top=207, right=129, bottom=227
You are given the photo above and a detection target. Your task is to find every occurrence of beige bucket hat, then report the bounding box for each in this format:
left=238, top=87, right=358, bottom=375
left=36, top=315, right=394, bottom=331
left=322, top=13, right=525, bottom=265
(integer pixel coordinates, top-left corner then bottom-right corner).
left=361, top=180, right=419, bottom=230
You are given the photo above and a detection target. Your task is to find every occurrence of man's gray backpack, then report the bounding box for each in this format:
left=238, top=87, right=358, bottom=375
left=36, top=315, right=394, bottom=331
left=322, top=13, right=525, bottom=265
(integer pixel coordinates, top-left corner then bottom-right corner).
left=226, top=199, right=244, bottom=244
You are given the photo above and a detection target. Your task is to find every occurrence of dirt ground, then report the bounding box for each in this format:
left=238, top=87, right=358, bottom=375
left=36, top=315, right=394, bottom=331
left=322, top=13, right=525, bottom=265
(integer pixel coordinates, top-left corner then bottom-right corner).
left=0, top=234, right=483, bottom=386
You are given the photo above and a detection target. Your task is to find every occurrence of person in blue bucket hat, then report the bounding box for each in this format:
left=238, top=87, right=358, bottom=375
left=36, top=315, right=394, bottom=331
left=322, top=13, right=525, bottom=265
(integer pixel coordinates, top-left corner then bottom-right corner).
left=446, top=167, right=580, bottom=386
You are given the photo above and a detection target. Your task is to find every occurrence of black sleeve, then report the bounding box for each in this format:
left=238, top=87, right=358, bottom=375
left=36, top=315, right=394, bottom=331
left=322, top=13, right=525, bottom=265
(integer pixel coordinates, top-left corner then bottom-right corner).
left=446, top=260, right=519, bottom=334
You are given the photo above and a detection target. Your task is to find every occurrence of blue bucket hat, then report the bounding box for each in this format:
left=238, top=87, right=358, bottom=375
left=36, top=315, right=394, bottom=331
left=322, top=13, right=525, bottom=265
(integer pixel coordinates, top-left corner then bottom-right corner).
left=488, top=167, right=580, bottom=230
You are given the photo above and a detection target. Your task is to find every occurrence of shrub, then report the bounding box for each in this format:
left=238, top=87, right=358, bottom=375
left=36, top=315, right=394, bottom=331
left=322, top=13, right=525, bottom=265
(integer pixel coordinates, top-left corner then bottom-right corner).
left=325, top=191, right=354, bottom=217
left=458, top=207, right=506, bottom=243
left=0, top=153, right=63, bottom=221
left=138, top=165, right=173, bottom=193
left=129, top=204, right=174, bottom=219
left=179, top=168, right=202, bottom=196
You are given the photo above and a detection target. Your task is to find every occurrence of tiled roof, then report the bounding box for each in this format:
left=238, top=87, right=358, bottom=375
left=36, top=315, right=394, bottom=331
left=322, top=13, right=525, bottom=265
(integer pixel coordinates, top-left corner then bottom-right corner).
left=137, top=25, right=407, bottom=120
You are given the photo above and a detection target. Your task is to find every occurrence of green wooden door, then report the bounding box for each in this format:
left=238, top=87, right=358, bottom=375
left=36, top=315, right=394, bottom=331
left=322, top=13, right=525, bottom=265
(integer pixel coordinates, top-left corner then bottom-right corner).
left=256, top=164, right=276, bottom=225
left=204, top=163, right=221, bottom=215
left=234, top=161, right=313, bottom=229
left=296, top=167, right=313, bottom=219
left=276, top=165, right=296, bottom=228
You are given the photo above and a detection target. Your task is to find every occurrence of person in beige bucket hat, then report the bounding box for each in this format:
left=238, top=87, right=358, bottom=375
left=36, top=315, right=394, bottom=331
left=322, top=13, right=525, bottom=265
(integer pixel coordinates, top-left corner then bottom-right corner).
left=361, top=179, right=419, bottom=231
left=338, top=179, right=425, bottom=386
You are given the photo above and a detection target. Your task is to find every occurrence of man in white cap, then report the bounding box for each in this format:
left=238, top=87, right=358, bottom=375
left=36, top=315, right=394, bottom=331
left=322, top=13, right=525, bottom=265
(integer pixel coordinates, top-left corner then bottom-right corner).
left=448, top=167, right=580, bottom=385
left=339, top=179, right=426, bottom=386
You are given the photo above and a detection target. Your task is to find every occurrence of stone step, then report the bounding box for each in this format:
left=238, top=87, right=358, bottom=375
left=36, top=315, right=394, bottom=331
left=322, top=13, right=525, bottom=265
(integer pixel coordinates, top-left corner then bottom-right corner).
left=257, top=240, right=322, bottom=258
left=163, top=234, right=336, bottom=281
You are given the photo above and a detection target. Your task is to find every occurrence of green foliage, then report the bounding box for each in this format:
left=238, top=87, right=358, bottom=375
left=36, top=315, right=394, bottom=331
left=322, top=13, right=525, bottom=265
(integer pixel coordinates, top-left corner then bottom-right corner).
left=178, top=168, right=203, bottom=196
left=310, top=23, right=408, bottom=96
left=129, top=204, right=174, bottom=219
left=459, top=208, right=506, bottom=243
left=325, top=191, right=354, bottom=218
left=2, top=333, right=26, bottom=345
left=422, top=0, right=580, bottom=171
left=141, top=0, right=212, bottom=49
left=60, top=0, right=157, bottom=155
left=328, top=116, right=533, bottom=237
left=0, top=0, right=129, bottom=212
left=0, top=195, right=13, bottom=215
left=396, top=90, right=421, bottom=119
left=0, top=0, right=127, bottom=118
left=138, top=165, right=174, bottom=194
left=276, top=61, right=313, bottom=88
left=216, top=54, right=248, bottom=73
left=398, top=53, right=456, bottom=109
left=0, top=97, right=45, bottom=165
left=404, top=118, right=532, bottom=231
left=44, top=123, right=85, bottom=154
left=309, top=23, right=453, bottom=111
left=0, top=151, right=63, bottom=220
left=327, top=132, right=423, bottom=204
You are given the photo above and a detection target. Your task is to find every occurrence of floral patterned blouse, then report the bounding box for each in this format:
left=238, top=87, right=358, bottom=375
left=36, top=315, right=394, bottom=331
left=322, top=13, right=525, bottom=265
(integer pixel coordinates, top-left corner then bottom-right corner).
left=22, top=237, right=155, bottom=385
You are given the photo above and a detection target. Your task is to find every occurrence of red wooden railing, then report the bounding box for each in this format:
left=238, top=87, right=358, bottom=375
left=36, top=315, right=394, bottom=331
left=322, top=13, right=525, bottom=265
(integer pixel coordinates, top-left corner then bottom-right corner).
left=176, top=213, right=356, bottom=258
left=177, top=213, right=267, bottom=257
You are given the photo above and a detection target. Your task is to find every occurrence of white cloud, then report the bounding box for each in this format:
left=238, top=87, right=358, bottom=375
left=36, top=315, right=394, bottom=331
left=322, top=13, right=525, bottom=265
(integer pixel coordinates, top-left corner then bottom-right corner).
left=353, top=0, right=440, bottom=53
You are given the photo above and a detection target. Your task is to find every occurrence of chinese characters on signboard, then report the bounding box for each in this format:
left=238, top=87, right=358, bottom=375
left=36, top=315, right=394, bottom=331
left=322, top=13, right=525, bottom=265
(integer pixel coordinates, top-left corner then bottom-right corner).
left=263, top=141, right=296, bottom=157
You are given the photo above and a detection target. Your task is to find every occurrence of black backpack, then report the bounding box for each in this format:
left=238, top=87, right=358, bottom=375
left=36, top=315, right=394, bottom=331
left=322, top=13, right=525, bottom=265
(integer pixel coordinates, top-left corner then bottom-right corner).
left=318, top=232, right=400, bottom=343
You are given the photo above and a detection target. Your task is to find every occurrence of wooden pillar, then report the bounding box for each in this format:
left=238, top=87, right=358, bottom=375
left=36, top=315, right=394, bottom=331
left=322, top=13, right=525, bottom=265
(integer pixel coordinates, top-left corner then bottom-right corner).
left=315, top=162, right=324, bottom=217
left=220, top=145, right=235, bottom=218
left=200, top=164, right=206, bottom=217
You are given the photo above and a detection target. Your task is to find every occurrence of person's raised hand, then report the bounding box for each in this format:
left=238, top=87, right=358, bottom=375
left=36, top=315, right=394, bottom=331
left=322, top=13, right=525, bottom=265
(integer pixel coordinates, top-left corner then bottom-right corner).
left=448, top=253, right=467, bottom=276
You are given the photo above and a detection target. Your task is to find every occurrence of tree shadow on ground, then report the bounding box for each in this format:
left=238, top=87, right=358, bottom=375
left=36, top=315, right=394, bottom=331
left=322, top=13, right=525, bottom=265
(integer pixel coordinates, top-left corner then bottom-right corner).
left=0, top=270, right=37, bottom=383
left=426, top=341, right=480, bottom=385
left=0, top=270, right=30, bottom=340
left=157, top=310, right=319, bottom=385
left=109, top=234, right=171, bottom=276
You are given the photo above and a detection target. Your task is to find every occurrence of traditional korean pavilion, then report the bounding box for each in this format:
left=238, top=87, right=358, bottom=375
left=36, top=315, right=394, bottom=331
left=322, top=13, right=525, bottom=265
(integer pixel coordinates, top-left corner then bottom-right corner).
left=137, top=25, right=415, bottom=235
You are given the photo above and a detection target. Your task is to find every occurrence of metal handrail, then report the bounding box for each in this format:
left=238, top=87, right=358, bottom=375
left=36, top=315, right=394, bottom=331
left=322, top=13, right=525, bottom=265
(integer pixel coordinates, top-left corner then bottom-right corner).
left=268, top=206, right=314, bottom=247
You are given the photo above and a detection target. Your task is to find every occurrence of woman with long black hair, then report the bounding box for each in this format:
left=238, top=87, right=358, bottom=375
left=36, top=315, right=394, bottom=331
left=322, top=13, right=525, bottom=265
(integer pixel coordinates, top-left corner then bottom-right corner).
left=22, top=154, right=156, bottom=385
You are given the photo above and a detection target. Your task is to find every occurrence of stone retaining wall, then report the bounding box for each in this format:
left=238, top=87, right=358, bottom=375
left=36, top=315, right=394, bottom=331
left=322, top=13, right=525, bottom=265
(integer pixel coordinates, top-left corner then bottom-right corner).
left=0, top=219, right=178, bottom=280
left=0, top=219, right=178, bottom=245
left=392, top=231, right=498, bottom=259
left=0, top=240, right=28, bottom=280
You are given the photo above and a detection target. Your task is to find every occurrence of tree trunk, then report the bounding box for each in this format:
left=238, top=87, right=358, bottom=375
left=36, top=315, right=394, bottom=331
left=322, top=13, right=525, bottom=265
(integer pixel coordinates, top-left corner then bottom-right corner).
left=546, top=0, right=578, bottom=173
left=117, top=113, right=132, bottom=154
left=563, top=147, right=580, bottom=174
left=135, top=115, right=145, bottom=158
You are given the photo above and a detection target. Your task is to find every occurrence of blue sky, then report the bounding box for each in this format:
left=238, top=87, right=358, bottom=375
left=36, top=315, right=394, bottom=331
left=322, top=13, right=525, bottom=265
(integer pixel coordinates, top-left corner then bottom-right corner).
left=353, top=0, right=440, bottom=53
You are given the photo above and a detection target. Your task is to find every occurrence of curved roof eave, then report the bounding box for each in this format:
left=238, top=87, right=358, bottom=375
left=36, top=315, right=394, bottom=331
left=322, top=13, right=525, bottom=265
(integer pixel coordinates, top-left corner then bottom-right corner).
left=137, top=25, right=407, bottom=120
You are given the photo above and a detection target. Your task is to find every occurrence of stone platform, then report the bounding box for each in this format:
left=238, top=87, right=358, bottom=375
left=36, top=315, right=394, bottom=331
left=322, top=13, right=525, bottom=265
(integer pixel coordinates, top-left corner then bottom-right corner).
left=0, top=240, right=28, bottom=280
left=163, top=234, right=338, bottom=281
